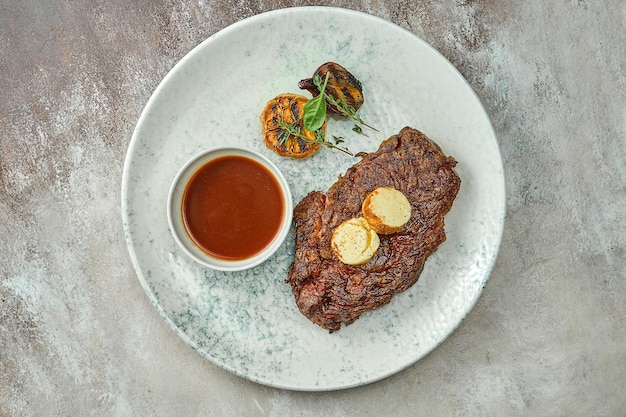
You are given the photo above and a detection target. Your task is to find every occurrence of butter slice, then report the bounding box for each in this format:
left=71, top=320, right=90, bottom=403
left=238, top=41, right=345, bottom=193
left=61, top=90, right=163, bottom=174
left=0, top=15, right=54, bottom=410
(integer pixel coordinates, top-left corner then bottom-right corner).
left=331, top=217, right=380, bottom=265
left=362, top=187, right=412, bottom=234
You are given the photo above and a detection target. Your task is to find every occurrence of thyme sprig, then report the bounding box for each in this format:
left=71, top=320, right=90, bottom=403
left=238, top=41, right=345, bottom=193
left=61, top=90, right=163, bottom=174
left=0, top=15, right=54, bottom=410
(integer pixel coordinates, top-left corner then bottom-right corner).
left=278, top=119, right=353, bottom=156
left=311, top=74, right=379, bottom=132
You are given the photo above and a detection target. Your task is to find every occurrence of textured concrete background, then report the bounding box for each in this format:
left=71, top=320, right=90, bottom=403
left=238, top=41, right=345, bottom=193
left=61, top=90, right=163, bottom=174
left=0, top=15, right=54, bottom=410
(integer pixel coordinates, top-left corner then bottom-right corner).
left=1, top=1, right=625, bottom=415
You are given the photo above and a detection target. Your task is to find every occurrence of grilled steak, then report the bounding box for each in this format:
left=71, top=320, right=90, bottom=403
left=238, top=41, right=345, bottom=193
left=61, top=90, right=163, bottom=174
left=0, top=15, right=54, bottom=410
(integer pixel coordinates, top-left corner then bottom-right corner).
left=286, top=127, right=461, bottom=331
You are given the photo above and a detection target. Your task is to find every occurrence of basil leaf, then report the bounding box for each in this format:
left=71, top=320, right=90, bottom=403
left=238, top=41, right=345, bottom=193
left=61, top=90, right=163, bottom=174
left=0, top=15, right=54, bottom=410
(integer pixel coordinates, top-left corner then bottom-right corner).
left=302, top=72, right=330, bottom=132
left=303, top=95, right=327, bottom=132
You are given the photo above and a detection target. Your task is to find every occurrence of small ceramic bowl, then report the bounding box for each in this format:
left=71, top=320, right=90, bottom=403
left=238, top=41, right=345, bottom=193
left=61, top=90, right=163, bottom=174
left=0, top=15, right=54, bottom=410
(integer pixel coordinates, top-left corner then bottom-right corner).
left=167, top=147, right=293, bottom=271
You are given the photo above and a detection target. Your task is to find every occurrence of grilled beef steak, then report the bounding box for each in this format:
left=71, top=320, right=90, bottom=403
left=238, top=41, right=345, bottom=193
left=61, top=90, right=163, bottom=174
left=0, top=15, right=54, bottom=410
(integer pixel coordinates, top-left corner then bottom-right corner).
left=286, top=127, right=461, bottom=331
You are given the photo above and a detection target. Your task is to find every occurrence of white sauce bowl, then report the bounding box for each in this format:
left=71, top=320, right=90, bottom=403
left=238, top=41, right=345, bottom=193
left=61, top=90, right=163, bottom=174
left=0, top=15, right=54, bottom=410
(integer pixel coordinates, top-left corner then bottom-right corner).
left=167, top=147, right=293, bottom=271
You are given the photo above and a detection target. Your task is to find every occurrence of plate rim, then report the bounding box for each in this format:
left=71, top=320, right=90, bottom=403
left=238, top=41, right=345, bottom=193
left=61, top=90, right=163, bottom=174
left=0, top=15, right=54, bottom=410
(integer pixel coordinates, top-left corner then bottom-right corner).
left=121, top=5, right=506, bottom=391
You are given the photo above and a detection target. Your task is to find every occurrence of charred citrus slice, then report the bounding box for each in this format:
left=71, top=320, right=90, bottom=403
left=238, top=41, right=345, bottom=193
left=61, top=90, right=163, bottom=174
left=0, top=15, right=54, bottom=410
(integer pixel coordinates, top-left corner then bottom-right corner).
left=260, top=93, right=326, bottom=159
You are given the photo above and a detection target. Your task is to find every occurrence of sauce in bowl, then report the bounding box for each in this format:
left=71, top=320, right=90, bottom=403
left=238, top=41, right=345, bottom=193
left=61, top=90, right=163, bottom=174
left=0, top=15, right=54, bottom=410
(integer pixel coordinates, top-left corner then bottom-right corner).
left=168, top=147, right=292, bottom=271
left=182, top=155, right=285, bottom=260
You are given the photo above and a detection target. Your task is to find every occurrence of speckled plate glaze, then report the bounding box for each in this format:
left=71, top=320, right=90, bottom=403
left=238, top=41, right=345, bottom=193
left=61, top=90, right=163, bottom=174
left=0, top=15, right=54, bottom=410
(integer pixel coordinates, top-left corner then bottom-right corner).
left=122, top=7, right=505, bottom=391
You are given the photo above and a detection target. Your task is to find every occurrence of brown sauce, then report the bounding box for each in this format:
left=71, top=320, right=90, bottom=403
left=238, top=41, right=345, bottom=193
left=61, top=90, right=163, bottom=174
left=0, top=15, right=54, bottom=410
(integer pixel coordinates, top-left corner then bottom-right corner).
left=182, top=155, right=285, bottom=260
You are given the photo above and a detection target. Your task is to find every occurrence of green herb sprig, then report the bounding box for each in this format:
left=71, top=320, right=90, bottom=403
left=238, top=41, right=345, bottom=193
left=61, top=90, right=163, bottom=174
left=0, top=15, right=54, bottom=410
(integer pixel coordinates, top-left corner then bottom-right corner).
left=311, top=74, right=378, bottom=133
left=278, top=119, right=353, bottom=156
left=276, top=70, right=377, bottom=157
left=302, top=72, right=330, bottom=132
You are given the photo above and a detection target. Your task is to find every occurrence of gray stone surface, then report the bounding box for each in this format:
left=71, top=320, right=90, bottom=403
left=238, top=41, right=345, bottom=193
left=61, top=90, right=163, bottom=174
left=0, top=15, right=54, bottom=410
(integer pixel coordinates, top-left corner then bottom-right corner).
left=1, top=1, right=624, bottom=415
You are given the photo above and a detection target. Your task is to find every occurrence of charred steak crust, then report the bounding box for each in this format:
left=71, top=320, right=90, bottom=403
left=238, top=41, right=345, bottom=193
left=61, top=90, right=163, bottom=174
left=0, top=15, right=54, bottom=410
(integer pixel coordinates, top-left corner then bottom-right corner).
left=287, top=127, right=461, bottom=331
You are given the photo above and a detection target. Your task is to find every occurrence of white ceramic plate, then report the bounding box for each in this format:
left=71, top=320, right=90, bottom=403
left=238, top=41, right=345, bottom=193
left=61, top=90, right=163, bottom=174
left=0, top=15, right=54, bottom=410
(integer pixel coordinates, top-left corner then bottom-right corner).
left=122, top=6, right=505, bottom=391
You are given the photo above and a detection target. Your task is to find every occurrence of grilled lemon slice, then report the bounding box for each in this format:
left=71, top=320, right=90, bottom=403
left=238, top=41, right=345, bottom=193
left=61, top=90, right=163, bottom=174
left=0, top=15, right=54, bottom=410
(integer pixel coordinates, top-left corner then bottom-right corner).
left=260, top=93, right=326, bottom=159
